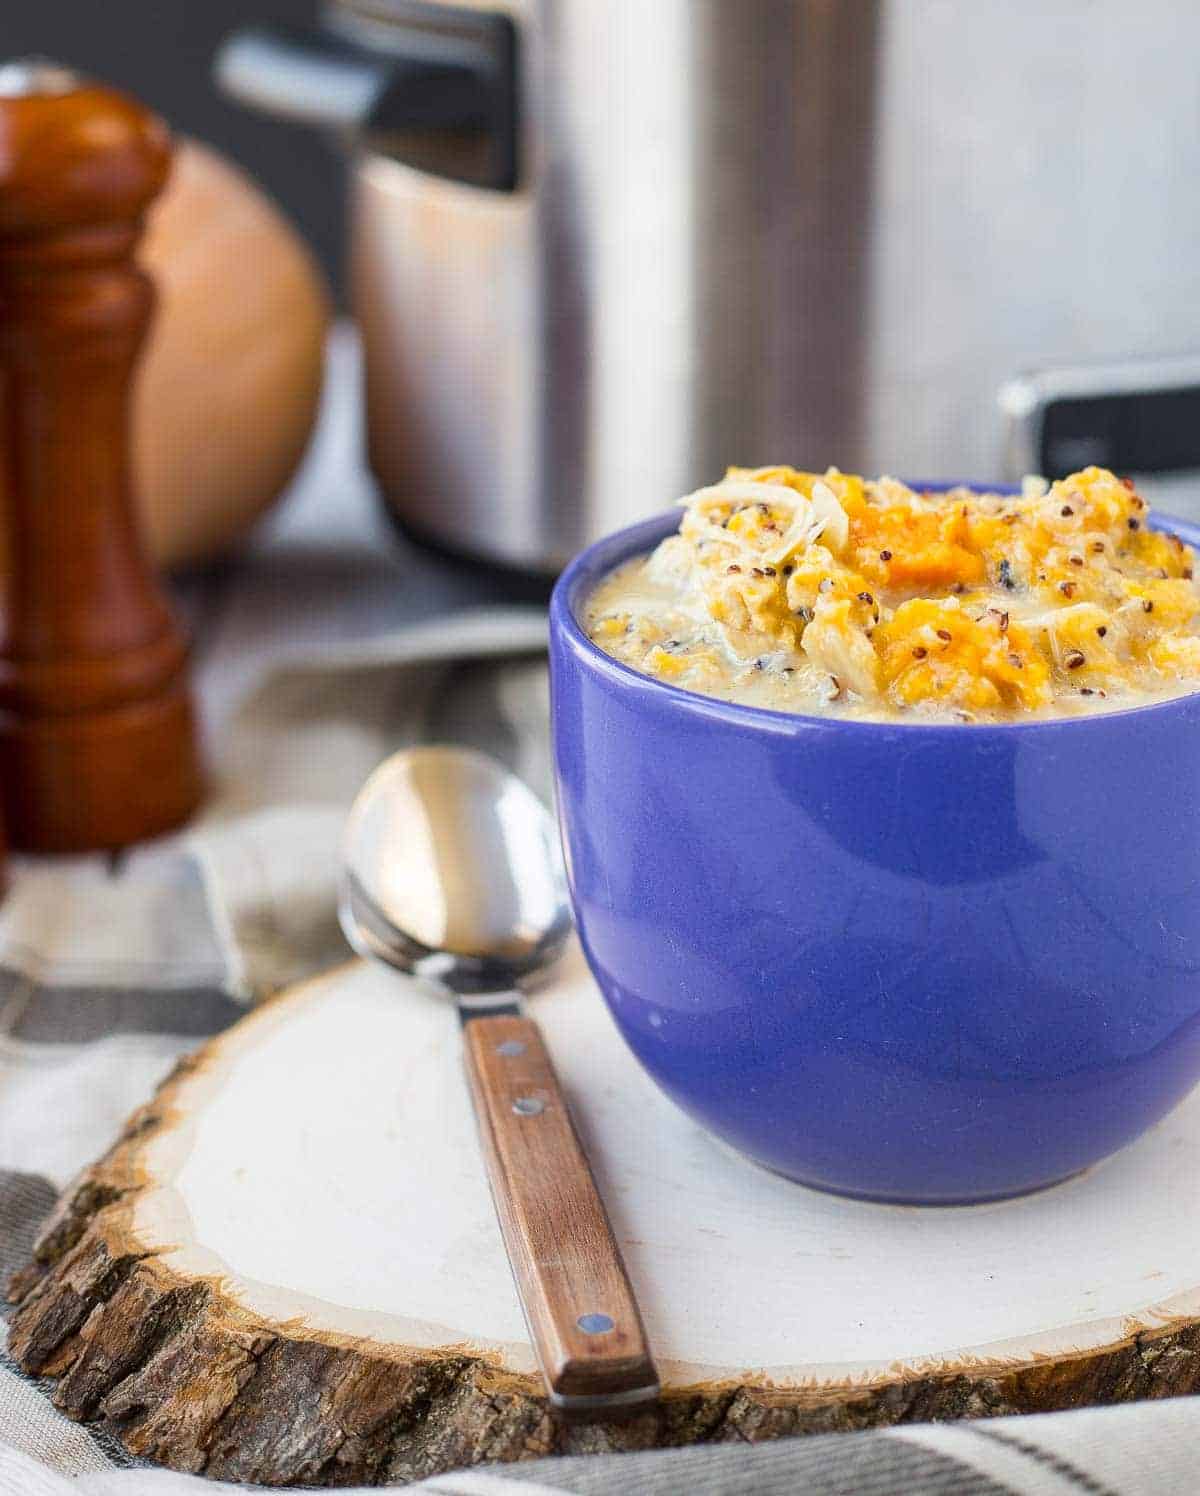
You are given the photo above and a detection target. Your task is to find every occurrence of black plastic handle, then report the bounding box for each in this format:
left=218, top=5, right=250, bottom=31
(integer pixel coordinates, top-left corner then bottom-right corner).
left=215, top=13, right=517, bottom=191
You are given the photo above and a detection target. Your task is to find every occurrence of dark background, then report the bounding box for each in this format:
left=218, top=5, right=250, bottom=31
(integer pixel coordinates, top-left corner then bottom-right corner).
left=2, top=0, right=347, bottom=294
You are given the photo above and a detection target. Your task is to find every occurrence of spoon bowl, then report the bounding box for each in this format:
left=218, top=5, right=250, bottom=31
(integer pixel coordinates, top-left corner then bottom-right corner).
left=340, top=746, right=571, bottom=995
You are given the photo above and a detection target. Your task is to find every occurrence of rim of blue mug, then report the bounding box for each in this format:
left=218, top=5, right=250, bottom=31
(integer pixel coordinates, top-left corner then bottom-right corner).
left=550, top=482, right=1200, bottom=738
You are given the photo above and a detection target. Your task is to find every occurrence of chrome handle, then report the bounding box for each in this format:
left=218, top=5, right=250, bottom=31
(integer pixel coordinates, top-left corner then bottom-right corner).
left=214, top=16, right=518, bottom=191
left=216, top=24, right=389, bottom=132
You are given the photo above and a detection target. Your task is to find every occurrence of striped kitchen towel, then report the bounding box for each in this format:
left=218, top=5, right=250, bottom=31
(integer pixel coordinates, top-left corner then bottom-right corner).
left=0, top=595, right=549, bottom=1493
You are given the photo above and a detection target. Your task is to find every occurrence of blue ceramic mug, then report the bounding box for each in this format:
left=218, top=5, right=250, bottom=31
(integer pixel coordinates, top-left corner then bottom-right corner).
left=549, top=502, right=1200, bottom=1204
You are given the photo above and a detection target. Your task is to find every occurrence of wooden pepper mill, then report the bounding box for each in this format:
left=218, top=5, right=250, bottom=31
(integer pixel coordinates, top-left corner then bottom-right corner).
left=0, top=63, right=203, bottom=851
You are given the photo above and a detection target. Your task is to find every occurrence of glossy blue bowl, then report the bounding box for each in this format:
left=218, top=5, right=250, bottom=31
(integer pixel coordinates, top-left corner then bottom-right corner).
left=549, top=500, right=1200, bottom=1204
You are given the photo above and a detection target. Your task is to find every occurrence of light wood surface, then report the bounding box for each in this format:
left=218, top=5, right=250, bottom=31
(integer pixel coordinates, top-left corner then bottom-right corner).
left=8, top=951, right=1200, bottom=1484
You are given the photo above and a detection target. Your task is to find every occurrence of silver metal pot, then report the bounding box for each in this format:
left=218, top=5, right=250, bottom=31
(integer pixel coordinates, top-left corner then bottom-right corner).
left=221, top=1, right=1200, bottom=573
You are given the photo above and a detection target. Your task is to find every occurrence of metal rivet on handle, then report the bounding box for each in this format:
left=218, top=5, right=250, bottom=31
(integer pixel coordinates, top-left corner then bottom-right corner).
left=512, top=1096, right=544, bottom=1116
left=577, top=1313, right=615, bottom=1335
left=496, top=1039, right=526, bottom=1057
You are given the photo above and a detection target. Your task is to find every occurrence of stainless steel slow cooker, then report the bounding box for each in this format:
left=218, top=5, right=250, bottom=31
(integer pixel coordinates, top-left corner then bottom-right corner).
left=221, top=1, right=1200, bottom=572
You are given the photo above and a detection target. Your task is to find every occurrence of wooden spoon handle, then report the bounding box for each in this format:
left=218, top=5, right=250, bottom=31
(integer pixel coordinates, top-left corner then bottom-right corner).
left=462, top=1011, right=659, bottom=1419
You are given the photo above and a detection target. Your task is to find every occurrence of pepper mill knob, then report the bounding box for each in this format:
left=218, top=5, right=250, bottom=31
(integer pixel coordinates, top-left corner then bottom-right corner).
left=0, top=64, right=203, bottom=851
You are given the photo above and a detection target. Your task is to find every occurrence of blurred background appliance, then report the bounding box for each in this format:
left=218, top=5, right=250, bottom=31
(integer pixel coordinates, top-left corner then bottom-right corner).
left=24, top=0, right=1200, bottom=573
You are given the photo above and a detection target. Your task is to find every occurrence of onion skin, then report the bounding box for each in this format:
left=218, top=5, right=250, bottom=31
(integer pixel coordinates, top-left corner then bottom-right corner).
left=133, top=139, right=330, bottom=569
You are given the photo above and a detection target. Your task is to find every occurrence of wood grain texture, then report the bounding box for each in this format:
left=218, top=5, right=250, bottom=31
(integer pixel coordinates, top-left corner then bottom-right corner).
left=0, top=72, right=202, bottom=850
left=7, top=958, right=1200, bottom=1487
left=463, top=1012, right=658, bottom=1414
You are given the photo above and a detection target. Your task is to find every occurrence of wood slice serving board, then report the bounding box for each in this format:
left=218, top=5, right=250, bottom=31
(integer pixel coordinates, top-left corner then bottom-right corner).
left=9, top=949, right=1200, bottom=1486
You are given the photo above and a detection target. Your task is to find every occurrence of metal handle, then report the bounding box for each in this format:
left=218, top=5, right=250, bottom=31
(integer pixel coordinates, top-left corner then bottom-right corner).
left=462, top=1013, right=659, bottom=1419
left=216, top=24, right=390, bottom=131
left=214, top=17, right=518, bottom=190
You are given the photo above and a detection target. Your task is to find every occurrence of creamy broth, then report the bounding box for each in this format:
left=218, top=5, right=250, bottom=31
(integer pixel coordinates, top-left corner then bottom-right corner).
left=585, top=467, right=1200, bottom=722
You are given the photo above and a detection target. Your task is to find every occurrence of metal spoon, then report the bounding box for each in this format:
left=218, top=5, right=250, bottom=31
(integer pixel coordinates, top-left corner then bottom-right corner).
left=340, top=745, right=658, bottom=1419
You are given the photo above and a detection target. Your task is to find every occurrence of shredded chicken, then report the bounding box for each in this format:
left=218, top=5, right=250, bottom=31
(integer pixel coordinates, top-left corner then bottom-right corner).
left=586, top=465, right=1200, bottom=722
